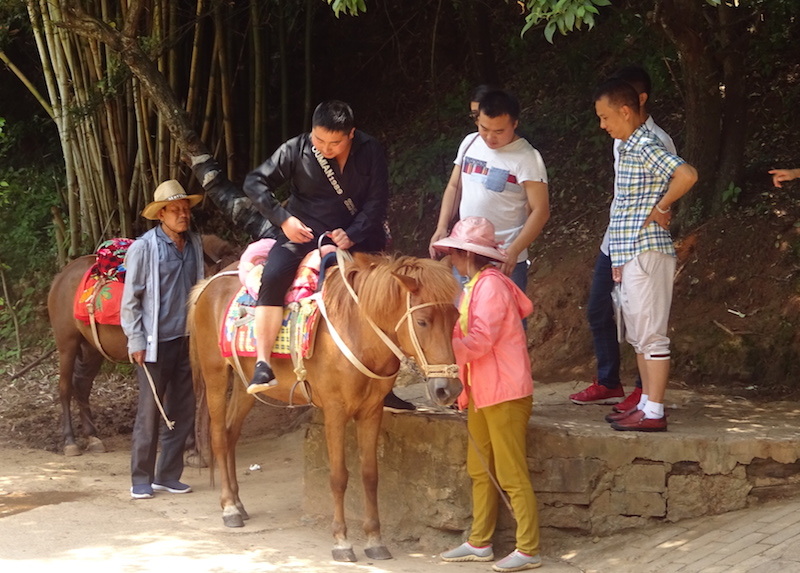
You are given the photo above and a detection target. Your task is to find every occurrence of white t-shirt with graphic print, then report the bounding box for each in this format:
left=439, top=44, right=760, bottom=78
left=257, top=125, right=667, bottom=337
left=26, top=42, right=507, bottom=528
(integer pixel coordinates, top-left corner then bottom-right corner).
left=455, top=133, right=548, bottom=263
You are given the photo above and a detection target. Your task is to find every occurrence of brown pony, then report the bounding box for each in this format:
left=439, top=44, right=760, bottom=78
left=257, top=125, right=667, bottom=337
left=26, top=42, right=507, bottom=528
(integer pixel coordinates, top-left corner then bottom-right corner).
left=188, top=252, right=462, bottom=562
left=47, top=235, right=238, bottom=456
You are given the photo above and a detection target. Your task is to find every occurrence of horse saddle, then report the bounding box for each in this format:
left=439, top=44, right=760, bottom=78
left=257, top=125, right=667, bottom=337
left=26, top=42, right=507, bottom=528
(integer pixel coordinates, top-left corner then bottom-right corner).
left=219, top=288, right=320, bottom=360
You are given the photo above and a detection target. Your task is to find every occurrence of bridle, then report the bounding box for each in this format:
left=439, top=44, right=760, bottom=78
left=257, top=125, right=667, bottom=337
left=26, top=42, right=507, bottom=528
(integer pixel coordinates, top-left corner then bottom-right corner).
left=314, top=250, right=459, bottom=381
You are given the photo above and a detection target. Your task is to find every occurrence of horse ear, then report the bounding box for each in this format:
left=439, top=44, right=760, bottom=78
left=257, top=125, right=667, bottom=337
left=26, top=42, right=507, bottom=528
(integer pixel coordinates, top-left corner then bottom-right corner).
left=391, top=272, right=419, bottom=294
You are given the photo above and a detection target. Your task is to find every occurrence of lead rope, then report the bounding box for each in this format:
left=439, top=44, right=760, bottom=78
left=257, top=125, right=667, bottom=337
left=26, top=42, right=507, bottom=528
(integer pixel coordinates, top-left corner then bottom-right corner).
left=140, top=362, right=175, bottom=430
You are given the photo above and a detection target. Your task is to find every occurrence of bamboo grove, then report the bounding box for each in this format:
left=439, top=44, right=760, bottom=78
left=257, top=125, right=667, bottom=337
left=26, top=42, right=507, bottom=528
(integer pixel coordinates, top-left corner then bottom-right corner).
left=6, top=0, right=315, bottom=260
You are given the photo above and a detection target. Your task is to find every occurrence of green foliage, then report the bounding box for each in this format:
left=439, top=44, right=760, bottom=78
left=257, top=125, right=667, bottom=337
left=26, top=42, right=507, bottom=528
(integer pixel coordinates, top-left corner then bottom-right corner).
left=0, top=0, right=29, bottom=50
left=0, top=116, right=60, bottom=283
left=515, top=0, right=611, bottom=42
left=722, top=181, right=742, bottom=205
left=326, top=0, right=367, bottom=18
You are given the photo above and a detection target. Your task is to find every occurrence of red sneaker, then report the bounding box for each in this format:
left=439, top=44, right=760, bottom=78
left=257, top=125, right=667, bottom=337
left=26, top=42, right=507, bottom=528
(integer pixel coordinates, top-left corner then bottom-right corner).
left=569, top=380, right=624, bottom=405
left=610, top=409, right=667, bottom=432
left=613, top=387, right=643, bottom=413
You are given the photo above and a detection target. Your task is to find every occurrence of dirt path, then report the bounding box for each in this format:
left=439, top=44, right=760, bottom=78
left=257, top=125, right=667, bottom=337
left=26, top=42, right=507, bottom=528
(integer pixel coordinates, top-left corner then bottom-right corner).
left=0, top=415, right=582, bottom=573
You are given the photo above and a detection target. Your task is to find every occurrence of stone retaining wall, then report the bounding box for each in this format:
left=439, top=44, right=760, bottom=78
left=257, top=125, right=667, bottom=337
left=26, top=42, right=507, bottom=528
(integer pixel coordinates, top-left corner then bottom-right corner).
left=304, top=391, right=800, bottom=551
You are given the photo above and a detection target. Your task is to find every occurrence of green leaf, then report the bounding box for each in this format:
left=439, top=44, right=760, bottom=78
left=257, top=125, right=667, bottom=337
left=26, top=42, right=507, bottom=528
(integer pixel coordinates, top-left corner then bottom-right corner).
left=544, top=20, right=557, bottom=43
left=565, top=8, right=575, bottom=30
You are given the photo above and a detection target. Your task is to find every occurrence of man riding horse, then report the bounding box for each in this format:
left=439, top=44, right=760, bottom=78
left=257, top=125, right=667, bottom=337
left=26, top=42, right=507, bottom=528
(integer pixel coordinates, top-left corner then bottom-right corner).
left=236, top=100, right=412, bottom=411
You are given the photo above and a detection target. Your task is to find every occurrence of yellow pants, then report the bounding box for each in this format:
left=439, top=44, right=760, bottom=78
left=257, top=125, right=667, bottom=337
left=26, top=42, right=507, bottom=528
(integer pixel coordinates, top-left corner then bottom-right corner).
left=466, top=395, right=540, bottom=555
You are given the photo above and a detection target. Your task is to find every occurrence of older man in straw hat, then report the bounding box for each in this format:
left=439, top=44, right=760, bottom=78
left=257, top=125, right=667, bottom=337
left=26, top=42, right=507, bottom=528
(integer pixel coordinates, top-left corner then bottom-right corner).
left=121, top=179, right=204, bottom=499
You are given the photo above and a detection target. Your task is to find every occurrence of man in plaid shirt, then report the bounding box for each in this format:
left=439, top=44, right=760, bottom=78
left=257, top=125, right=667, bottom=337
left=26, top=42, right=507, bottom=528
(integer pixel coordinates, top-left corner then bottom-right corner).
left=593, top=78, right=698, bottom=432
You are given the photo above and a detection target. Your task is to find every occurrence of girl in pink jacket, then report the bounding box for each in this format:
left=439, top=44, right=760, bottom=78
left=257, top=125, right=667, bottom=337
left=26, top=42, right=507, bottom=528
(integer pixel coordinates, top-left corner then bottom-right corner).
left=433, top=216, right=542, bottom=572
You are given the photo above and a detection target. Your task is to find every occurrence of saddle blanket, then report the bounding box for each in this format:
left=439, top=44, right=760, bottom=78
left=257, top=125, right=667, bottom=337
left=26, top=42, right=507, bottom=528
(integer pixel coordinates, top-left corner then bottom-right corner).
left=73, top=270, right=125, bottom=325
left=73, top=238, right=133, bottom=326
left=219, top=286, right=320, bottom=359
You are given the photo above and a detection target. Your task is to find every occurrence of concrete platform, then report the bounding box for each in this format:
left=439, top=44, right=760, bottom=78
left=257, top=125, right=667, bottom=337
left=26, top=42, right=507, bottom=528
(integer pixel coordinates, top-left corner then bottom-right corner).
left=303, top=381, right=800, bottom=553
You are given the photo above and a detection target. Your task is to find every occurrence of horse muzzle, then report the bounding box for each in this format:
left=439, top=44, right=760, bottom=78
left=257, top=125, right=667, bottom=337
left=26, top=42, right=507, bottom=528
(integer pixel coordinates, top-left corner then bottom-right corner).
left=426, top=372, right=463, bottom=407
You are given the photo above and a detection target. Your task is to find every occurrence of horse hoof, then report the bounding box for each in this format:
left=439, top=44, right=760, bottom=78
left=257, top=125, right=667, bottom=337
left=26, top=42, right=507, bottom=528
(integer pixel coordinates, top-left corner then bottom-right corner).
left=235, top=503, right=250, bottom=521
left=364, top=546, right=393, bottom=560
left=86, top=436, right=106, bottom=453
left=223, top=514, right=245, bottom=528
left=332, top=547, right=357, bottom=562
left=64, top=444, right=82, bottom=457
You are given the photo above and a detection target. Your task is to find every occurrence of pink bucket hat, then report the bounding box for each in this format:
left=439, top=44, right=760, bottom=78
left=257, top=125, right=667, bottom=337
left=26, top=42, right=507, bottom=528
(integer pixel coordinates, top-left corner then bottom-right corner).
left=431, top=216, right=507, bottom=262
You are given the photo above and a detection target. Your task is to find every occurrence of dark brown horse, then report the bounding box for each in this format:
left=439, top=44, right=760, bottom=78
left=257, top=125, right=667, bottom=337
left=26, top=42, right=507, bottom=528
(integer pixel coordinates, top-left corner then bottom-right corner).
left=47, top=235, right=238, bottom=456
left=188, top=252, right=462, bottom=562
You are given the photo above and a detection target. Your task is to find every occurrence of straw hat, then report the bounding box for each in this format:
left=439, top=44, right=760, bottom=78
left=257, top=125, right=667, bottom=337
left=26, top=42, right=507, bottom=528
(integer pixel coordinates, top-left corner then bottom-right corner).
left=141, top=180, right=203, bottom=220
left=431, top=216, right=507, bottom=262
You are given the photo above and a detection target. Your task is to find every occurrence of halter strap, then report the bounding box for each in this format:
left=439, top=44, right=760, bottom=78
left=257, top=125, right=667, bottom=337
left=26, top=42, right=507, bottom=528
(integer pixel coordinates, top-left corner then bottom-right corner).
left=331, top=250, right=459, bottom=379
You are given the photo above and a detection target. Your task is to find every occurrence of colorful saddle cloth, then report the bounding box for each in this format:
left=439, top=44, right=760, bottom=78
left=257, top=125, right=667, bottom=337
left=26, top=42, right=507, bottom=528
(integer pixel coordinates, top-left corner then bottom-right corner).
left=239, top=242, right=336, bottom=303
left=219, top=287, right=320, bottom=359
left=73, top=238, right=134, bottom=325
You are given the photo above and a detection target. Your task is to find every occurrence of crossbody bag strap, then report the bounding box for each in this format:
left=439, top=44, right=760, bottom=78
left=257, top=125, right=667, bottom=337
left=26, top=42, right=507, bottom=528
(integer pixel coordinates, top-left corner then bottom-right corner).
left=311, top=144, right=358, bottom=216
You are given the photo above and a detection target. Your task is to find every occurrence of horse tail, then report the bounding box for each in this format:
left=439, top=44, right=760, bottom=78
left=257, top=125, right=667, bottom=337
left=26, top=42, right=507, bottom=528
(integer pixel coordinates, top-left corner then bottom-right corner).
left=188, top=278, right=215, bottom=485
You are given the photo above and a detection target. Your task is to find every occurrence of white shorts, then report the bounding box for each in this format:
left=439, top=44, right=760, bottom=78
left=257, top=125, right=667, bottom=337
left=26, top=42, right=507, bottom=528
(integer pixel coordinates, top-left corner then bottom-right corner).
left=620, top=250, right=675, bottom=360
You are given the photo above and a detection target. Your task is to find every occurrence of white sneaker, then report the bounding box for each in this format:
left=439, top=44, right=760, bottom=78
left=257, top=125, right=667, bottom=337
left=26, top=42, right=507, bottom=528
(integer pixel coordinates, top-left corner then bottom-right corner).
left=492, top=549, right=542, bottom=571
left=440, top=542, right=494, bottom=562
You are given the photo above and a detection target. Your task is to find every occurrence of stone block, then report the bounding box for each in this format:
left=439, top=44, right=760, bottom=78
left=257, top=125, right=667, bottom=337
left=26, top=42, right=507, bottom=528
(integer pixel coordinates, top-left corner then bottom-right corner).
left=591, top=490, right=666, bottom=519
left=531, top=457, right=606, bottom=494
left=540, top=502, right=591, bottom=530
left=614, top=462, right=668, bottom=493
left=537, top=491, right=592, bottom=506
left=667, top=472, right=751, bottom=522
left=748, top=483, right=800, bottom=504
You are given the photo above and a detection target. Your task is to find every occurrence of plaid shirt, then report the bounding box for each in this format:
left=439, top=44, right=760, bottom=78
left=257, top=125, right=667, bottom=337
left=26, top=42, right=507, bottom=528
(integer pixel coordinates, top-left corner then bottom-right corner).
left=608, top=124, right=685, bottom=267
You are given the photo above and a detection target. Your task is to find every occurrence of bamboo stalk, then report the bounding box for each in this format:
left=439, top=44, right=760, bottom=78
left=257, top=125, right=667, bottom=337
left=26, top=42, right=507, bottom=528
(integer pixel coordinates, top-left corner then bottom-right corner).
left=278, top=0, right=288, bottom=141
left=40, top=0, right=80, bottom=256
left=214, top=2, right=236, bottom=177
left=0, top=51, right=54, bottom=119
left=250, top=0, right=263, bottom=164
left=186, top=0, right=205, bottom=122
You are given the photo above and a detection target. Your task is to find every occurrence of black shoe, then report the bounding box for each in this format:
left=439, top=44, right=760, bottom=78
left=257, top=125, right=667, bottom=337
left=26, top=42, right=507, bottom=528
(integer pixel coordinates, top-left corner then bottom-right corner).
left=247, top=361, right=277, bottom=394
left=383, top=390, right=416, bottom=413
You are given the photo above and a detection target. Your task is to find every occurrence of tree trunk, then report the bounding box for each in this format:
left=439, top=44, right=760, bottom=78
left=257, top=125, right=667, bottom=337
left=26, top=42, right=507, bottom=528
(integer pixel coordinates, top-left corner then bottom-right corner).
left=654, top=0, right=755, bottom=229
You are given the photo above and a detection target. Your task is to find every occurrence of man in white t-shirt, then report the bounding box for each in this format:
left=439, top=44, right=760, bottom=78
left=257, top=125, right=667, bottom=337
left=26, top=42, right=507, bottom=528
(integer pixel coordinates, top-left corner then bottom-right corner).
left=429, top=90, right=550, bottom=294
left=570, top=66, right=677, bottom=411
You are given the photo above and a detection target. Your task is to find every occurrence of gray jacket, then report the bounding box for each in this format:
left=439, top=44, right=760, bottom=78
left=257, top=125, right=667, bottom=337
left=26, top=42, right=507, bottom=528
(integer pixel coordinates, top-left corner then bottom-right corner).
left=121, top=227, right=204, bottom=362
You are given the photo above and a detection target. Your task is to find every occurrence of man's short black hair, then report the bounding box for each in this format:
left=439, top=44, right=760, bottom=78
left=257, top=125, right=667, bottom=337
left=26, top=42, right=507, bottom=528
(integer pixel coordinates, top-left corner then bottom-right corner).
left=478, top=90, right=520, bottom=121
left=470, top=84, right=500, bottom=105
left=593, top=78, right=641, bottom=114
left=611, top=65, right=652, bottom=97
left=312, top=100, right=355, bottom=132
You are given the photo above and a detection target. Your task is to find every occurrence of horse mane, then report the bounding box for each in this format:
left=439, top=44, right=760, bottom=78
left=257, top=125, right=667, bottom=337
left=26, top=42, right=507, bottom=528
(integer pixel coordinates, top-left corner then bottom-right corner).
left=323, top=253, right=459, bottom=322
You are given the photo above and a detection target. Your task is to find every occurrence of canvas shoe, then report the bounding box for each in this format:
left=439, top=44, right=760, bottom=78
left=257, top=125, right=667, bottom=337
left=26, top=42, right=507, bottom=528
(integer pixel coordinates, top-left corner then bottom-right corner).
left=440, top=542, right=494, bottom=562
left=130, top=484, right=154, bottom=499
left=151, top=480, right=192, bottom=494
left=247, top=361, right=277, bottom=394
left=613, top=386, right=643, bottom=412
left=569, top=379, right=624, bottom=405
left=492, top=549, right=542, bottom=571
